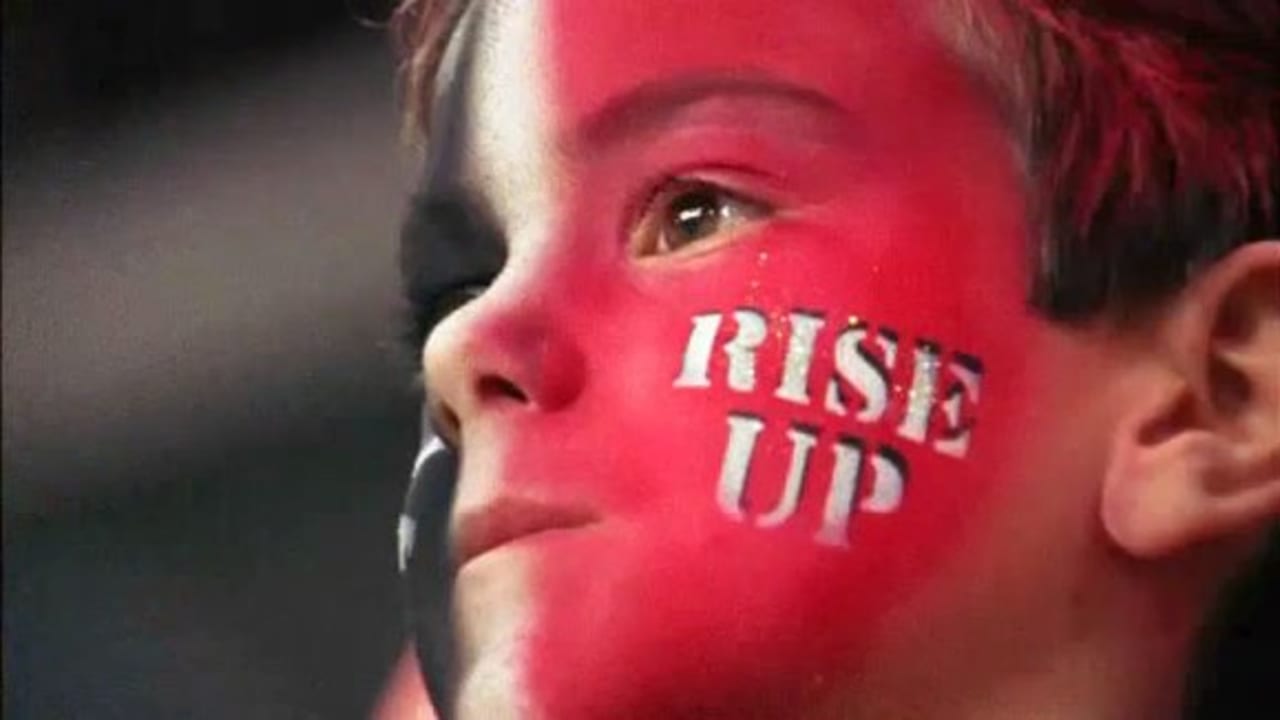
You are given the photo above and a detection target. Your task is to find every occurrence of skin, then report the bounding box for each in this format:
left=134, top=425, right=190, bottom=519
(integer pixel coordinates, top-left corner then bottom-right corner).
left=407, top=1, right=1280, bottom=718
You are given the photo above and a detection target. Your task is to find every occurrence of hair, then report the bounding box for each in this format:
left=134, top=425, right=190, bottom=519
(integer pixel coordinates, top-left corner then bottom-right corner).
left=391, top=0, right=1278, bottom=321
left=391, top=0, right=470, bottom=142
left=948, top=0, right=1279, bottom=320
left=389, top=0, right=1279, bottom=716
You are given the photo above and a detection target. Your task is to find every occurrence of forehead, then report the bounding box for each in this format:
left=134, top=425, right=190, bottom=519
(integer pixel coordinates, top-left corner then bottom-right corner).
left=545, top=0, right=941, bottom=117
left=447, top=0, right=953, bottom=112
left=430, top=0, right=960, bottom=174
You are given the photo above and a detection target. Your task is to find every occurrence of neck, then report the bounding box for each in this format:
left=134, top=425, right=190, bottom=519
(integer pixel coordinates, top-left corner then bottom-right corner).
left=819, top=591, right=1198, bottom=720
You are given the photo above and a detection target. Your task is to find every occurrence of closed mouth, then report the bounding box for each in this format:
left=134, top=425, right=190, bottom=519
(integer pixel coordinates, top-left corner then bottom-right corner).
left=452, top=496, right=599, bottom=569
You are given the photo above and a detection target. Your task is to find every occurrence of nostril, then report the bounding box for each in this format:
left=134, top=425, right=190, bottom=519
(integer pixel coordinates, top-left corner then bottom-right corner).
left=477, top=375, right=529, bottom=404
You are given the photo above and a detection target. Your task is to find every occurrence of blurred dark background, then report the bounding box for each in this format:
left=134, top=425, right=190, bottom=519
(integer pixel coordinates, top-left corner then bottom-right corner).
left=4, top=2, right=1277, bottom=719
left=4, top=1, right=423, bottom=717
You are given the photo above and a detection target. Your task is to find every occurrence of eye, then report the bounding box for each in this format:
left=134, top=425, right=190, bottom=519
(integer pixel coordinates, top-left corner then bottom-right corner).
left=630, top=179, right=771, bottom=257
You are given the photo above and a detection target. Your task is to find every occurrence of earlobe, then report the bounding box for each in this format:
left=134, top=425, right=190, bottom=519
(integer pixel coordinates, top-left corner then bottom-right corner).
left=1102, top=241, right=1280, bottom=559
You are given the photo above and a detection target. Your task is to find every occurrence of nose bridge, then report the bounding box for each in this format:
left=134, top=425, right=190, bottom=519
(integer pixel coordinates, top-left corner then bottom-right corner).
left=423, top=255, right=588, bottom=433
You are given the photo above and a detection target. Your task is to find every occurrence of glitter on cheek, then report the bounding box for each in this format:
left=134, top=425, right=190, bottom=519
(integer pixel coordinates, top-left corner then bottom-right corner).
left=731, top=360, right=757, bottom=391
left=725, top=310, right=769, bottom=392
left=907, top=386, right=930, bottom=415
left=785, top=345, right=811, bottom=379
left=898, top=346, right=941, bottom=443
left=775, top=312, right=826, bottom=405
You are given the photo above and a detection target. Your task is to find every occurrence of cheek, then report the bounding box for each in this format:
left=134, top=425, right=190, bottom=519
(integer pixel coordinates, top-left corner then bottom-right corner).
left=510, top=1, right=1037, bottom=709
left=501, top=214, right=1044, bottom=715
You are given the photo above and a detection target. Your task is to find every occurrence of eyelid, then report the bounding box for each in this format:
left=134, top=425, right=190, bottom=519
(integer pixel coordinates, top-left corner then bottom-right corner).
left=627, top=168, right=777, bottom=260
left=625, top=164, right=761, bottom=234
left=638, top=162, right=777, bottom=210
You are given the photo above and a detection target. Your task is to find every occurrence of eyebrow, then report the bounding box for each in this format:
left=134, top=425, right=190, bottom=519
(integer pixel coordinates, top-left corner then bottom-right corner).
left=573, top=73, right=848, bottom=152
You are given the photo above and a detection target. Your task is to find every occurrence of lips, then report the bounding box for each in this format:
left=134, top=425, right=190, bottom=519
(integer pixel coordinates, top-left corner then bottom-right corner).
left=452, top=495, right=599, bottom=569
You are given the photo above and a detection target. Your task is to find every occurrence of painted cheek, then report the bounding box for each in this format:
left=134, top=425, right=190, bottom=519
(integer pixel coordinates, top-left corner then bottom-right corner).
left=507, top=220, right=1038, bottom=719
left=502, top=2, right=1041, bottom=717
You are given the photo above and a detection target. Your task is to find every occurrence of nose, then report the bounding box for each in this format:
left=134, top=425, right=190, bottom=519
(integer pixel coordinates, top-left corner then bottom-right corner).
left=422, top=290, right=586, bottom=445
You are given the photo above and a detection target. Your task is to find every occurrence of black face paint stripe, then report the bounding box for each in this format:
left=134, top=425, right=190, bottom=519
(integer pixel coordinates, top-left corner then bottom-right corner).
left=398, top=189, right=505, bottom=351
left=396, top=14, right=493, bottom=715
left=400, top=433, right=460, bottom=720
left=398, top=0, right=507, bottom=353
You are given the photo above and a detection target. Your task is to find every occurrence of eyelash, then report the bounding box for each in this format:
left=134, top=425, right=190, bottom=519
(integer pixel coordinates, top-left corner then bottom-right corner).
left=628, top=173, right=774, bottom=259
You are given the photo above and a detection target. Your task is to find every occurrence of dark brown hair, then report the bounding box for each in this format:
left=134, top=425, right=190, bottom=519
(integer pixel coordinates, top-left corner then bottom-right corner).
left=956, top=0, right=1279, bottom=318
left=391, top=0, right=469, bottom=141
left=391, top=0, right=1279, bottom=321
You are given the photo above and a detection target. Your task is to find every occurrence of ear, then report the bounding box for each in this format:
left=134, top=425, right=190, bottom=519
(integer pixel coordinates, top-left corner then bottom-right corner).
left=1102, top=241, right=1280, bottom=559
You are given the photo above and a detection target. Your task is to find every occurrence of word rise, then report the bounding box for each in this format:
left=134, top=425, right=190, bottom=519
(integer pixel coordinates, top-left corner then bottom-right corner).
left=673, top=309, right=985, bottom=547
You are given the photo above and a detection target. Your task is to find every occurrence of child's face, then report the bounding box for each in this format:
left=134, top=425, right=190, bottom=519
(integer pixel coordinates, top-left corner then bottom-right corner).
left=414, top=0, right=1109, bottom=717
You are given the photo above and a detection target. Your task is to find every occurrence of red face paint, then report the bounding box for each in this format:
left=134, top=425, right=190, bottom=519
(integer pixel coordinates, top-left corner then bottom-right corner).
left=423, top=1, right=1066, bottom=717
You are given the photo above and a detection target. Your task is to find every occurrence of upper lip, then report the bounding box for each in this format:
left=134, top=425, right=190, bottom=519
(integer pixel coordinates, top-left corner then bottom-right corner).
left=452, top=495, right=599, bottom=569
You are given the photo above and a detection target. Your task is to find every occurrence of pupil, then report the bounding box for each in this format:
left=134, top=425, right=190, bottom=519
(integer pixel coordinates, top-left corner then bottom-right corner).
left=672, top=191, right=720, bottom=240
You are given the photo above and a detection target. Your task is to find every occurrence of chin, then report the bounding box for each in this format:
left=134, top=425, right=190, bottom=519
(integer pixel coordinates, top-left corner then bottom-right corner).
left=454, top=652, right=526, bottom=720
left=452, top=548, right=536, bottom=720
